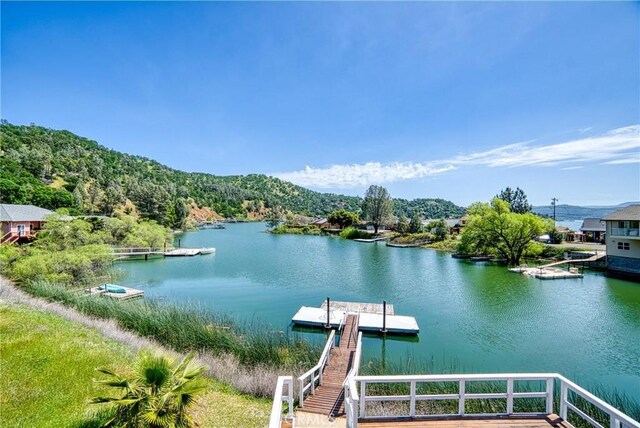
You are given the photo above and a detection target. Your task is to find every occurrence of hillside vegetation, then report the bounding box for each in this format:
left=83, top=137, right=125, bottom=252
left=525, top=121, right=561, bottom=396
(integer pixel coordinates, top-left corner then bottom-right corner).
left=0, top=122, right=464, bottom=224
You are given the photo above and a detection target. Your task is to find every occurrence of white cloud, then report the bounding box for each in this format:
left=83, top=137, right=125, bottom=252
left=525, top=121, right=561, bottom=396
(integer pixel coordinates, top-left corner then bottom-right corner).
left=273, top=125, right=640, bottom=189
left=276, top=162, right=455, bottom=188
left=560, top=166, right=584, bottom=170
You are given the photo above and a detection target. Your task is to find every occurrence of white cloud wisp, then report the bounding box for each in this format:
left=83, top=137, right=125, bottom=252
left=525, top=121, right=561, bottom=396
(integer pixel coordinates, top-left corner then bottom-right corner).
left=273, top=125, right=640, bottom=188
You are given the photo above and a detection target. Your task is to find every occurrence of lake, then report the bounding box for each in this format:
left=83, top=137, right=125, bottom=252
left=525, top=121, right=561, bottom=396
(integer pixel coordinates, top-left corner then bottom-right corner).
left=117, top=222, right=640, bottom=401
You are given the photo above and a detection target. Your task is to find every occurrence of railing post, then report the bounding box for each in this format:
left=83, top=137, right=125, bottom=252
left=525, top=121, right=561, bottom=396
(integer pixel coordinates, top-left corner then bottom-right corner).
left=311, top=371, right=315, bottom=395
left=611, top=415, right=620, bottom=428
left=459, top=380, right=466, bottom=416
left=546, top=377, right=555, bottom=414
left=360, top=381, right=366, bottom=419
left=286, top=378, right=294, bottom=419
left=507, top=378, right=514, bottom=414
left=410, top=380, right=416, bottom=417
left=299, top=378, right=304, bottom=407
left=560, top=380, right=568, bottom=420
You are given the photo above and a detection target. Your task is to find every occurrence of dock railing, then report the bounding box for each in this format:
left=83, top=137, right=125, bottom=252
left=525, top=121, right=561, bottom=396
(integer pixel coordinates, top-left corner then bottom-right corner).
left=298, top=329, right=336, bottom=407
left=344, top=331, right=363, bottom=426
left=343, top=373, right=640, bottom=428
left=268, top=376, right=294, bottom=428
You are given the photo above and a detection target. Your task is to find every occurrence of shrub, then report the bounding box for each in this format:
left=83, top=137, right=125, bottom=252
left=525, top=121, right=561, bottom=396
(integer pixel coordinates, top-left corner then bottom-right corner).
left=339, top=227, right=371, bottom=239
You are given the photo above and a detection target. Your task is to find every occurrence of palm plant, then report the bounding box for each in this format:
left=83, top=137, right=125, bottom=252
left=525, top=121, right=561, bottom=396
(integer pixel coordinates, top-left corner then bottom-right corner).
left=91, top=352, right=208, bottom=428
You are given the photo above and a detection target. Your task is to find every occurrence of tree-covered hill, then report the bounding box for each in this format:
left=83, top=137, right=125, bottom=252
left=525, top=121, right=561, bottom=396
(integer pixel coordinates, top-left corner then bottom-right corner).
left=0, top=122, right=465, bottom=224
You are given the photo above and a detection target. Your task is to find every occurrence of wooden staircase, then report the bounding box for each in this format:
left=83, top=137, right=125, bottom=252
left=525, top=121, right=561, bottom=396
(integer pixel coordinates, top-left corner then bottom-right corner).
left=301, top=314, right=359, bottom=417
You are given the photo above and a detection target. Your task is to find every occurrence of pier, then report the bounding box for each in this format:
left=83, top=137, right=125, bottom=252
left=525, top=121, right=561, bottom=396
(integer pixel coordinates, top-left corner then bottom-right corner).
left=111, top=247, right=215, bottom=259
left=292, top=299, right=419, bottom=335
left=86, top=285, right=144, bottom=300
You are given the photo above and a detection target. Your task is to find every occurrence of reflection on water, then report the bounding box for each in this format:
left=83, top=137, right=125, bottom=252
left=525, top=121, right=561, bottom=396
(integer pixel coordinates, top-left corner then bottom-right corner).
left=117, top=223, right=640, bottom=401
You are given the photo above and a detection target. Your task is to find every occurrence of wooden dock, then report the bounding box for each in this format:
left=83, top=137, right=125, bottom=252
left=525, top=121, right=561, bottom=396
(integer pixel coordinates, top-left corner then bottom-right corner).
left=301, top=314, right=359, bottom=417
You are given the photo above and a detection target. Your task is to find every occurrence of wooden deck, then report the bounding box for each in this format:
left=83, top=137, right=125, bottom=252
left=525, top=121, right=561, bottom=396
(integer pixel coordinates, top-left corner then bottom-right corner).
left=358, top=414, right=573, bottom=428
left=301, top=314, right=359, bottom=417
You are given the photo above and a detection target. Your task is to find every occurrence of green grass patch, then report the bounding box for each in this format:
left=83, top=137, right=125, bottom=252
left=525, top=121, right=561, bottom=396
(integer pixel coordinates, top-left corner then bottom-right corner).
left=339, top=227, right=371, bottom=239
left=0, top=303, right=271, bottom=428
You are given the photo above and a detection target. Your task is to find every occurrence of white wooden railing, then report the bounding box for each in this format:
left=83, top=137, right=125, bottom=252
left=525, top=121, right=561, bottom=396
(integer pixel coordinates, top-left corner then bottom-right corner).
left=344, top=373, right=640, bottom=428
left=268, top=376, right=294, bottom=428
left=297, top=329, right=336, bottom=407
left=344, top=331, right=363, bottom=425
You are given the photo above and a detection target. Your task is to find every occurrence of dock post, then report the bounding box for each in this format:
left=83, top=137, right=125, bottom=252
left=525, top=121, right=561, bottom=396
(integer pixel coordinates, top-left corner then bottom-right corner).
left=382, top=300, right=387, bottom=334
left=325, top=297, right=331, bottom=328
left=178, top=239, right=181, bottom=249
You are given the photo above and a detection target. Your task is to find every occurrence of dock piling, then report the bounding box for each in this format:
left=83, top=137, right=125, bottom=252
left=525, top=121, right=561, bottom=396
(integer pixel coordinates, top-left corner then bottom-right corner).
left=382, top=300, right=387, bottom=334
left=325, top=297, right=331, bottom=328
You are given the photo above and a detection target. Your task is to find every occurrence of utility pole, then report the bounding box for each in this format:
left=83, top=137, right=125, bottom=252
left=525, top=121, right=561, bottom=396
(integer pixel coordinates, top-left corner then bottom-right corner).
left=551, top=197, right=559, bottom=221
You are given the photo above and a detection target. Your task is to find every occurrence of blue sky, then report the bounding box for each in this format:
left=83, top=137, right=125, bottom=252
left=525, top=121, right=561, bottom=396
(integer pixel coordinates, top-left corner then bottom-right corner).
left=2, top=2, right=639, bottom=207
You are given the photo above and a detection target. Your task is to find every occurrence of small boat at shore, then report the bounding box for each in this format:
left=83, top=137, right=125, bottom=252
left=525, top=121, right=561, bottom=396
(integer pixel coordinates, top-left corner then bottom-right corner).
left=470, top=256, right=492, bottom=261
left=199, top=247, right=216, bottom=255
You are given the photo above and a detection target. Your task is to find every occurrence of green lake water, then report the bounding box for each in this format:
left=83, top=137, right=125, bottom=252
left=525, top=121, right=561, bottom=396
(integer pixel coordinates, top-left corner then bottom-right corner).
left=116, top=223, right=640, bottom=401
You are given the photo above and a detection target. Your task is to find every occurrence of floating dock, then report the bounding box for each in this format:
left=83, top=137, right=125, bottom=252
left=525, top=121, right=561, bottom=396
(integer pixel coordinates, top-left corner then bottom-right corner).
left=292, top=300, right=419, bottom=335
left=86, top=285, right=144, bottom=300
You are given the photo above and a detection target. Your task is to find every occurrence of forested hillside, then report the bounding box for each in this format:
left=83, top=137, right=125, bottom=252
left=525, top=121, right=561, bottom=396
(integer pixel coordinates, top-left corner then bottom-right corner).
left=0, top=122, right=465, bottom=225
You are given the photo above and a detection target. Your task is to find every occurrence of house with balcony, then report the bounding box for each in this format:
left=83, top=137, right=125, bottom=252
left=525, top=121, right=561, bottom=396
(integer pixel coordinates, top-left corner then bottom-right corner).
left=602, top=205, right=640, bottom=281
left=0, top=204, right=53, bottom=244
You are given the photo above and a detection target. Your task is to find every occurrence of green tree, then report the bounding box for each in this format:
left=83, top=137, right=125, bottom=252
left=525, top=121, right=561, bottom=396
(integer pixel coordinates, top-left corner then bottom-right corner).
left=496, top=187, right=532, bottom=214
left=408, top=213, right=423, bottom=234
left=265, top=206, right=284, bottom=229
left=361, top=185, right=393, bottom=234
left=458, top=198, right=552, bottom=265
left=396, top=214, right=410, bottom=234
left=429, top=219, right=449, bottom=241
left=101, top=184, right=125, bottom=216
left=91, top=352, right=208, bottom=428
left=327, top=209, right=360, bottom=229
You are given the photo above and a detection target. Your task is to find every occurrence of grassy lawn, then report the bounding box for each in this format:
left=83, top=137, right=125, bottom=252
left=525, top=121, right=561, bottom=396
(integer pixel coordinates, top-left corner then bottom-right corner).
left=0, top=304, right=271, bottom=427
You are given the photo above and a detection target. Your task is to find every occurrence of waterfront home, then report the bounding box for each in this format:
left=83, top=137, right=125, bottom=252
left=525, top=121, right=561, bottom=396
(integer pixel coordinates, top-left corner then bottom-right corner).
left=310, top=218, right=339, bottom=229
left=422, top=218, right=465, bottom=235
left=580, top=217, right=606, bottom=243
left=603, top=205, right=640, bottom=281
left=0, top=204, right=53, bottom=244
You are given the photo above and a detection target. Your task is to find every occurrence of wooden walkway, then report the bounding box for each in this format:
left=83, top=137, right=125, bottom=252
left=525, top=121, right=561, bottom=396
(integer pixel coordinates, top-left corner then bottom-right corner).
left=538, top=253, right=605, bottom=269
left=301, top=314, right=359, bottom=417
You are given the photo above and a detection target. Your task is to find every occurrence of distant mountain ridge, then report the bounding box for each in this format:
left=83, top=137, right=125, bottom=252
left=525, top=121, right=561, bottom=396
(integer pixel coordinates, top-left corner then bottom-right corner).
left=532, top=202, right=639, bottom=221
left=0, top=122, right=465, bottom=223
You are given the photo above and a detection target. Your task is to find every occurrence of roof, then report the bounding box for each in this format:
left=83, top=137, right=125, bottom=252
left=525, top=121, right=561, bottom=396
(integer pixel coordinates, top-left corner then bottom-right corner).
left=580, top=218, right=606, bottom=232
left=0, top=204, right=53, bottom=222
left=310, top=218, right=328, bottom=225
left=422, top=219, right=461, bottom=228
left=602, top=205, right=640, bottom=221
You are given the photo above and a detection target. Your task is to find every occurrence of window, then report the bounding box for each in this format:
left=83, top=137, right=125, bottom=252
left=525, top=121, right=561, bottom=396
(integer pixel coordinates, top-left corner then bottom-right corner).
left=618, top=242, right=630, bottom=250
left=618, top=242, right=623, bottom=249
left=618, top=221, right=625, bottom=228
left=631, top=221, right=639, bottom=229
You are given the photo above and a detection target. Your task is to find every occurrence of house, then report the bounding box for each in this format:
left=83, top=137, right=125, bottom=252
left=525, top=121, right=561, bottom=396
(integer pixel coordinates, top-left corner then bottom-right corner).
left=422, top=218, right=465, bottom=235
left=580, top=218, right=606, bottom=243
left=309, top=218, right=339, bottom=229
left=0, top=204, right=53, bottom=244
left=602, top=205, right=640, bottom=281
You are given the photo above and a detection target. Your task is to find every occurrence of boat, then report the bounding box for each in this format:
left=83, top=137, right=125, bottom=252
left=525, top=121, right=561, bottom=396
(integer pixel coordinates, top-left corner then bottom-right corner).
left=199, top=247, right=216, bottom=255
left=470, top=256, right=492, bottom=261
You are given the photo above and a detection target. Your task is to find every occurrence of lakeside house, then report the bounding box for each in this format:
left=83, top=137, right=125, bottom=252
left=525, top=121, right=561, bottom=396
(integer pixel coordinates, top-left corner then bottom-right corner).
left=422, top=218, right=465, bottom=235
left=310, top=218, right=339, bottom=229
left=0, top=204, right=53, bottom=244
left=580, top=217, right=606, bottom=243
left=603, top=205, right=640, bottom=281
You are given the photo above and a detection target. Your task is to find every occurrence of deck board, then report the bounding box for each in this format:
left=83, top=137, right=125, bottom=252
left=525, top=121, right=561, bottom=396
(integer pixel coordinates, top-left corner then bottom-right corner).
left=358, top=414, right=573, bottom=428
